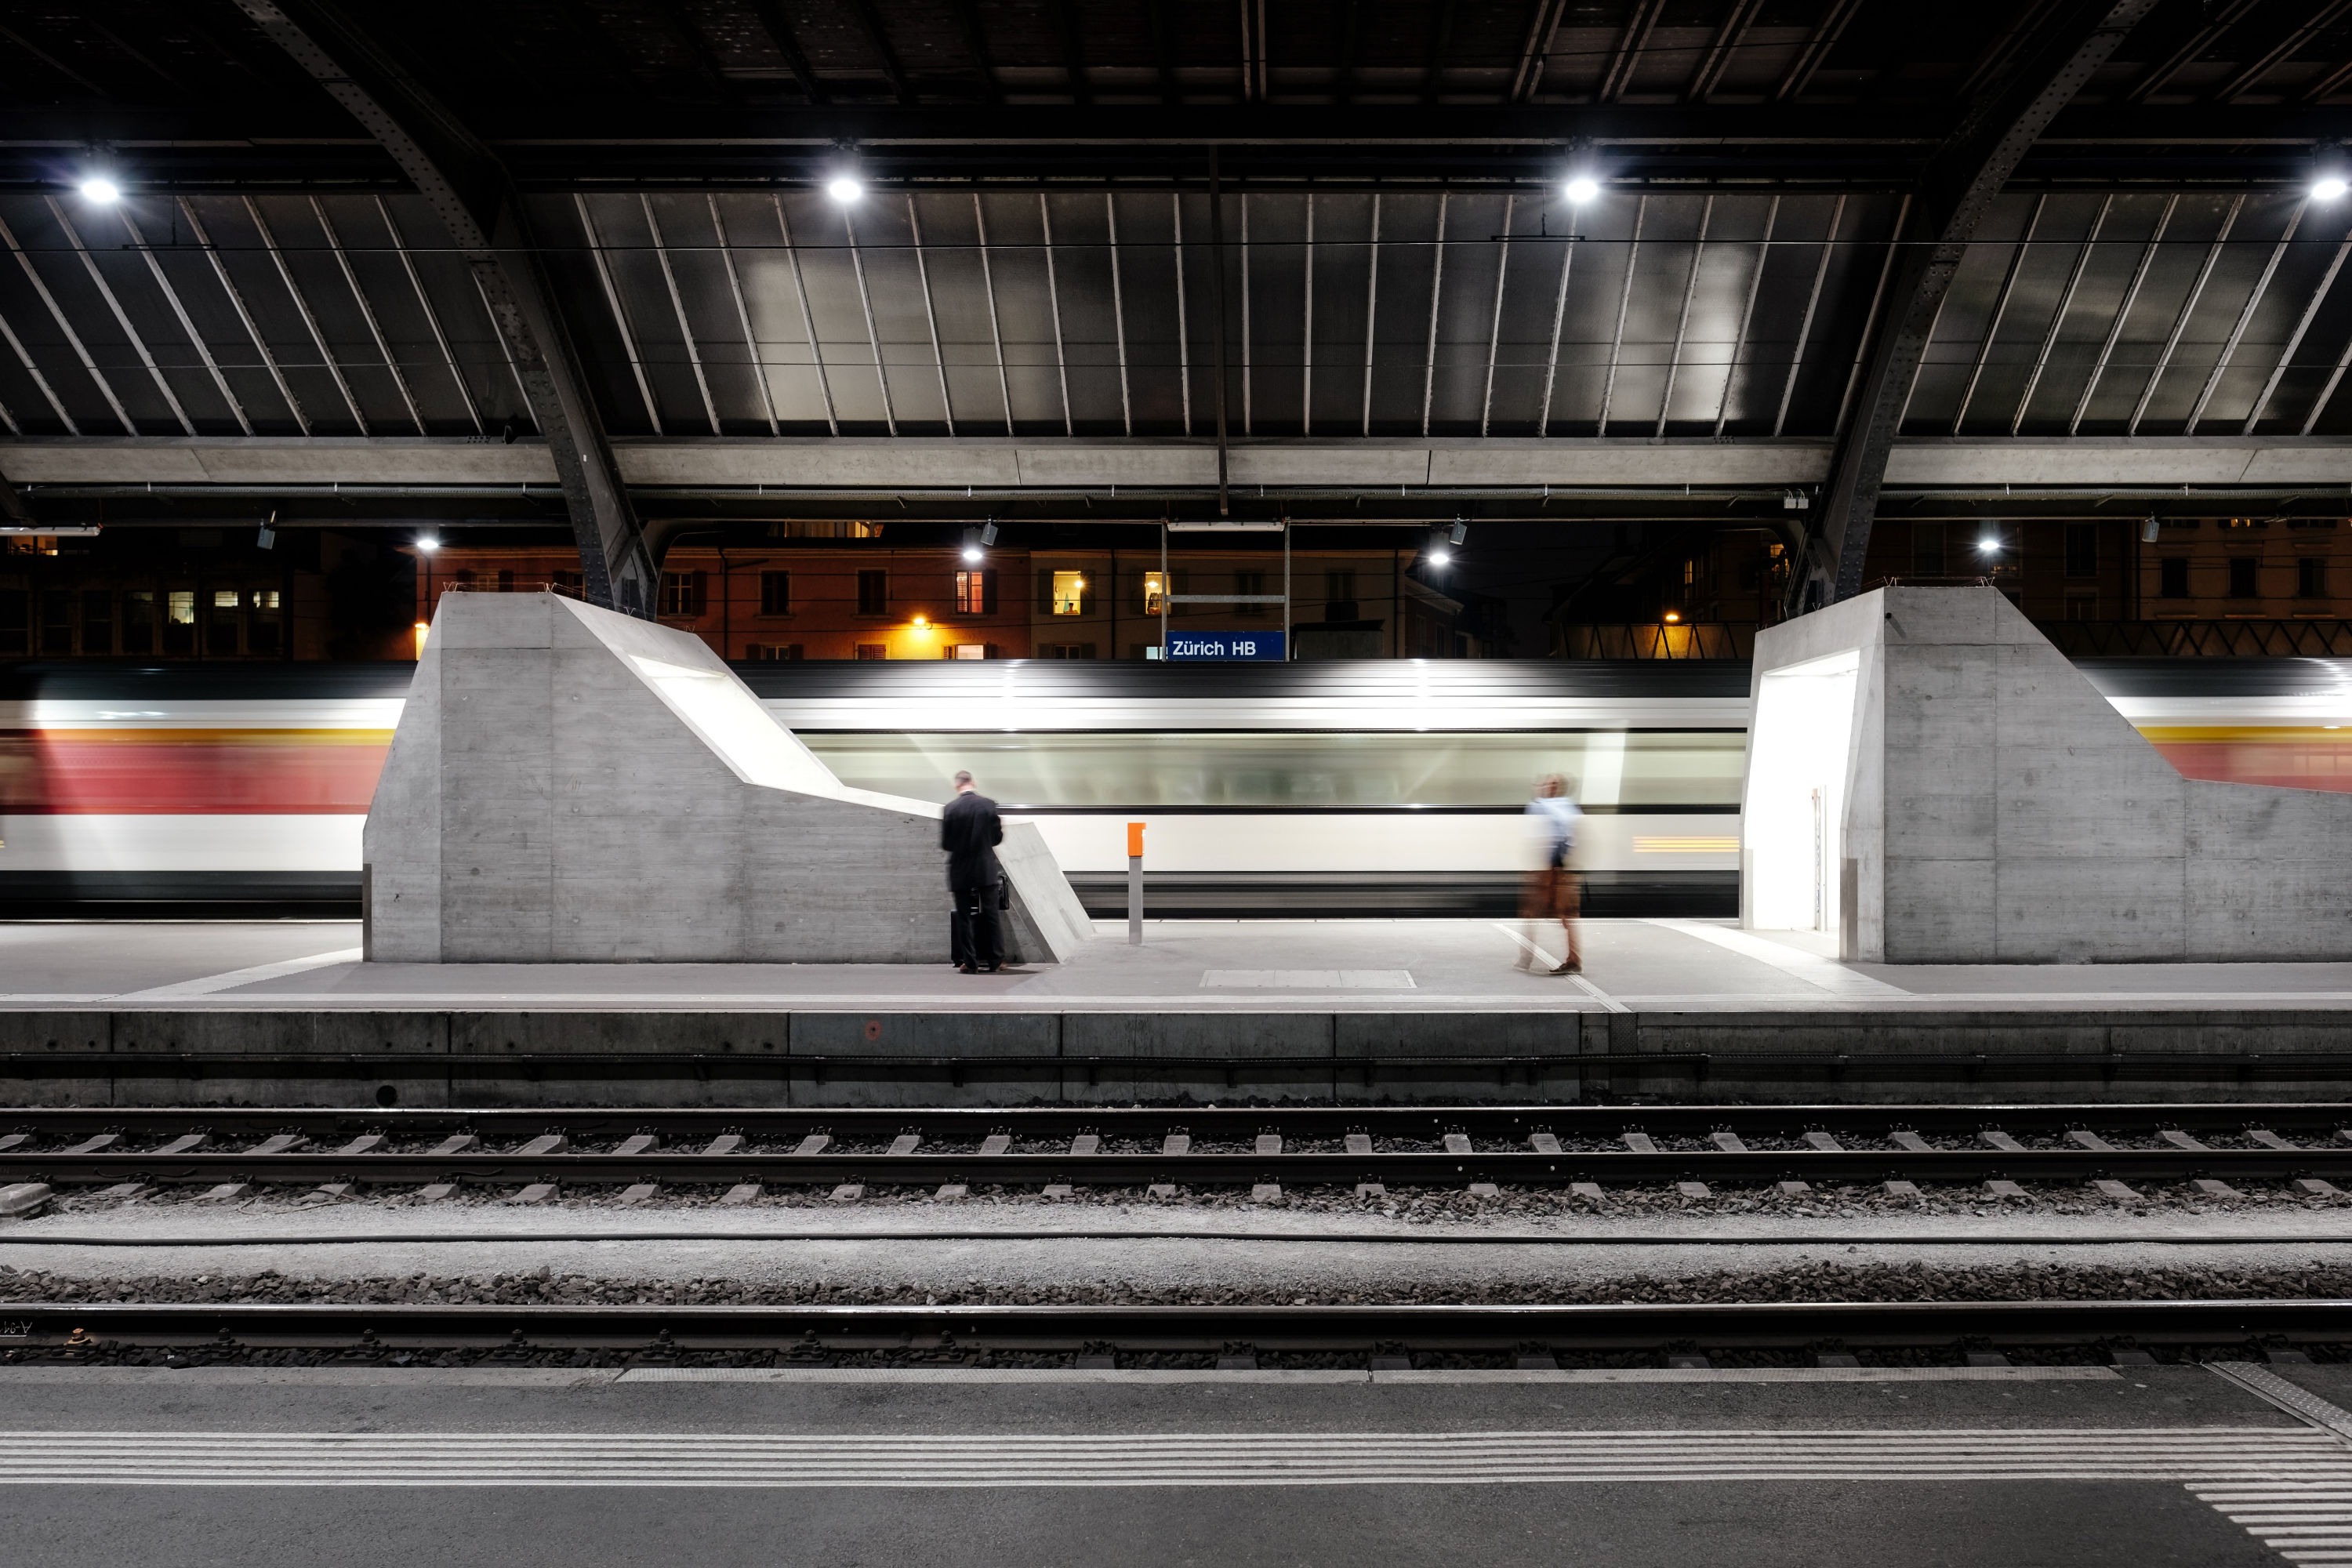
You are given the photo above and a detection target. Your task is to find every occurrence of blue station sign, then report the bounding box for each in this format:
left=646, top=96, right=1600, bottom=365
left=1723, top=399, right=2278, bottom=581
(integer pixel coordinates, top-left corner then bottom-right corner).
left=1163, top=631, right=1286, bottom=662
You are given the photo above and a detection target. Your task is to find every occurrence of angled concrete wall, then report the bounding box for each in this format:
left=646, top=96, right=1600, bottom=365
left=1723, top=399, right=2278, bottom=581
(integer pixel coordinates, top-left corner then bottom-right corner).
left=1741, top=585, right=2352, bottom=963
left=363, top=592, right=1091, bottom=964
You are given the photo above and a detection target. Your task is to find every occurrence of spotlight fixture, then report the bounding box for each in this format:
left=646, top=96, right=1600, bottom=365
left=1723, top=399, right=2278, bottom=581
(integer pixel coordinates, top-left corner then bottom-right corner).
left=1976, top=535, right=2001, bottom=555
left=2315, top=144, right=2349, bottom=202
left=1447, top=521, right=1468, bottom=546
left=416, top=534, right=441, bottom=554
left=2141, top=515, right=2162, bottom=543
left=826, top=174, right=864, bottom=204
left=979, top=521, right=1000, bottom=546
left=1662, top=610, right=1682, bottom=624
left=1563, top=176, right=1600, bottom=205
left=1782, top=488, right=1812, bottom=511
left=78, top=176, right=121, bottom=204
left=256, top=518, right=275, bottom=550
left=962, top=545, right=985, bottom=564
left=1426, top=532, right=1454, bottom=568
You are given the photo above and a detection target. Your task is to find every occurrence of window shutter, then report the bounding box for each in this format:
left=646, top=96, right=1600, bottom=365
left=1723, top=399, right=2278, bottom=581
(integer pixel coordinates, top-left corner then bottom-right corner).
left=1036, top=568, right=1053, bottom=615
left=691, top=571, right=706, bottom=615
left=982, top=570, right=998, bottom=615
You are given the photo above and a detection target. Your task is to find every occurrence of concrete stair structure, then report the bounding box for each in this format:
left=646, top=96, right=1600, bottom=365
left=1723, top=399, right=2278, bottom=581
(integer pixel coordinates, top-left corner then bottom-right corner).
left=362, top=590, right=1091, bottom=964
left=1742, top=584, right=2352, bottom=963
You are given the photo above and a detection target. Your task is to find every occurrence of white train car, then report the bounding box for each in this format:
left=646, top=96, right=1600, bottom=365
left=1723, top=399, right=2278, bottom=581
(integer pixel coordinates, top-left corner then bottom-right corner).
left=4, top=656, right=2345, bottom=917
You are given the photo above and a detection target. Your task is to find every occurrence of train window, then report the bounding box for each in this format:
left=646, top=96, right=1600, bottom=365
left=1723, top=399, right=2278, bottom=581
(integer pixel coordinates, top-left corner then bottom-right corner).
left=1050, top=570, right=1087, bottom=615
left=760, top=571, right=790, bottom=615
left=800, top=731, right=1747, bottom=810
left=122, top=590, right=154, bottom=655
left=2159, top=557, right=2189, bottom=598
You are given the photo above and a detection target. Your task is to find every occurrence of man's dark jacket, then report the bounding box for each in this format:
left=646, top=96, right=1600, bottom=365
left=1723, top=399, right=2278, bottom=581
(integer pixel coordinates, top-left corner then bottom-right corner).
left=942, top=790, right=1004, bottom=891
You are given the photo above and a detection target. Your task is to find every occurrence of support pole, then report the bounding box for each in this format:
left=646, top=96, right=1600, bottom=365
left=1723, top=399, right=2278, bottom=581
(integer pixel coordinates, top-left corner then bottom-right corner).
left=1127, top=821, right=1145, bottom=945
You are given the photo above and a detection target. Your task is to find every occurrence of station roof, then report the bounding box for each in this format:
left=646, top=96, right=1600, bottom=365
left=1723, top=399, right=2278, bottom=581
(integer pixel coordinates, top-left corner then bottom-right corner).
left=0, top=0, right=2348, bottom=532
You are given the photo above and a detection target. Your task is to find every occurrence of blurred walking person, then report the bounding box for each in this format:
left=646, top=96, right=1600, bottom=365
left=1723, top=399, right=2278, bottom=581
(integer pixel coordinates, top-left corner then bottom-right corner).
left=1519, top=772, right=1583, bottom=975
left=942, top=769, right=1005, bottom=973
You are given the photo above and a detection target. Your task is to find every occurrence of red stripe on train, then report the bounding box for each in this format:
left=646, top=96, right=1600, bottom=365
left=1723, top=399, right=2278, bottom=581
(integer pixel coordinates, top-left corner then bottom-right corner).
left=0, top=735, right=388, bottom=815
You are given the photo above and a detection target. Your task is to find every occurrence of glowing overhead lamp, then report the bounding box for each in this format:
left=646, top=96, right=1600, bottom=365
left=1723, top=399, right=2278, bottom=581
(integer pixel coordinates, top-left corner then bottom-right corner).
left=1662, top=610, right=1682, bottom=624
left=962, top=545, right=985, bottom=564
left=1976, top=534, right=2001, bottom=555
left=2314, top=144, right=2349, bottom=202
left=1563, top=175, right=1600, bottom=205
left=78, top=176, right=121, bottom=204
left=826, top=173, right=865, bottom=204
left=416, top=534, right=441, bottom=554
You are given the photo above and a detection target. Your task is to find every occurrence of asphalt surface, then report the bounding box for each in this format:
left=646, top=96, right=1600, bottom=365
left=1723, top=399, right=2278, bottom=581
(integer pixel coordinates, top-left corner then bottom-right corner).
left=0, top=1366, right=2332, bottom=1566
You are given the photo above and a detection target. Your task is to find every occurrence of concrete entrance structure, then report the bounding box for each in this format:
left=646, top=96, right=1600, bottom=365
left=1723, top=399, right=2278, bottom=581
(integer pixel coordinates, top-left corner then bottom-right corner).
left=362, top=592, right=1091, bottom=964
left=1741, top=584, right=2352, bottom=963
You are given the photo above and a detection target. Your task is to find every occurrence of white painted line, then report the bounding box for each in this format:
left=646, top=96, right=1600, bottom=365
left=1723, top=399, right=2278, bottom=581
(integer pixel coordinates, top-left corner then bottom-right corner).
left=1639, top=919, right=1911, bottom=998
left=0, top=1425, right=2340, bottom=1489
left=1371, top=1367, right=2122, bottom=1385
left=619, top=1368, right=1369, bottom=1385
left=1489, top=923, right=1623, bottom=1011
left=109, top=948, right=364, bottom=1002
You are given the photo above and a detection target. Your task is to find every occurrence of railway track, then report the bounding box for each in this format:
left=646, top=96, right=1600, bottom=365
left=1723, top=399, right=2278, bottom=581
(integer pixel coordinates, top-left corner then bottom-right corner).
left=2, top=1298, right=2349, bottom=1364
left=3, top=1103, right=2351, bottom=1197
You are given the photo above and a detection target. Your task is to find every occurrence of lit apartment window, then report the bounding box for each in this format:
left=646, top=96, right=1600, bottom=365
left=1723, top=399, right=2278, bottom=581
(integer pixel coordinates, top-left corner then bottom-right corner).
left=1142, top=572, right=1167, bottom=616
left=165, top=589, right=196, bottom=655
left=954, top=569, right=996, bottom=615
left=1050, top=570, right=1087, bottom=615
left=949, top=643, right=989, bottom=659
left=760, top=571, right=790, bottom=615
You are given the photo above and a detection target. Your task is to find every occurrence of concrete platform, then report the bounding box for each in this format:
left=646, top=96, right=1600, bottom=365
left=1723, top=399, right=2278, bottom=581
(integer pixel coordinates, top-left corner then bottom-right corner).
left=6, top=917, right=2352, bottom=1105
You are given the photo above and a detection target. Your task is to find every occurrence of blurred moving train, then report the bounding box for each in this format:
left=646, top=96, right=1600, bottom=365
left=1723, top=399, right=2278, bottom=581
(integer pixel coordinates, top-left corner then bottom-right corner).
left=5, top=656, right=2352, bottom=919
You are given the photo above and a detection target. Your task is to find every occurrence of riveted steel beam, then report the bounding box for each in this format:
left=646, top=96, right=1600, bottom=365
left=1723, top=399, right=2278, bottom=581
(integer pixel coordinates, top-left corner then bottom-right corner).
left=1799, top=0, right=2165, bottom=613
left=230, top=0, right=658, bottom=615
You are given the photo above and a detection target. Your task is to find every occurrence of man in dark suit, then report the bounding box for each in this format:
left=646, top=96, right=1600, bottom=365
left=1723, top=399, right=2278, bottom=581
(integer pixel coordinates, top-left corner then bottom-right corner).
left=942, top=769, right=1005, bottom=973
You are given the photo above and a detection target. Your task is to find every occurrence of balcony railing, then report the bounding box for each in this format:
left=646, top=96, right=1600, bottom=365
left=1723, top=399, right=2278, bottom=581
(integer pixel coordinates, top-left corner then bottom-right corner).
left=2037, top=619, right=2352, bottom=657
left=1556, top=623, right=1756, bottom=659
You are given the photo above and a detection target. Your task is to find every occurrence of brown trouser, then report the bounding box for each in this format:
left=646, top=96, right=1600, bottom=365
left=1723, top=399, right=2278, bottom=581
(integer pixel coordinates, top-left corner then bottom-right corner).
left=1521, top=866, right=1581, bottom=965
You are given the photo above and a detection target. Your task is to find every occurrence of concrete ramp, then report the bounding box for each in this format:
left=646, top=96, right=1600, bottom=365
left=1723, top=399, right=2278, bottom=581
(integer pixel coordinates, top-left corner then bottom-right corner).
left=1742, top=584, right=2352, bottom=963
left=363, top=592, right=1090, bottom=964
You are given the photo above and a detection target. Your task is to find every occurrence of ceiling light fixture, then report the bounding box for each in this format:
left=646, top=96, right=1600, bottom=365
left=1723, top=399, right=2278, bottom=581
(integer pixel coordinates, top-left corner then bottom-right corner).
left=2315, top=144, right=2349, bottom=202
left=826, top=175, right=864, bottom=204
left=416, top=535, right=441, bottom=554
left=78, top=176, right=121, bottom=204
left=1563, top=176, right=1600, bottom=205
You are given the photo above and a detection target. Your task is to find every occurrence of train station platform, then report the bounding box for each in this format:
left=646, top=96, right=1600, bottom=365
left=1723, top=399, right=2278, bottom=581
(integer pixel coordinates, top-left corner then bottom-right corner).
left=5, top=917, right=2351, bottom=1105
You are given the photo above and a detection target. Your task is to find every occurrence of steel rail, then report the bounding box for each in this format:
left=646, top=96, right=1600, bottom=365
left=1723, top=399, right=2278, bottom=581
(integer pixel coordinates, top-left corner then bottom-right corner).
left=4, top=1103, right=2348, bottom=1138
left=5, top=1298, right=2350, bottom=1353
left=9, top=1149, right=2352, bottom=1190
left=10, top=1050, right=2352, bottom=1080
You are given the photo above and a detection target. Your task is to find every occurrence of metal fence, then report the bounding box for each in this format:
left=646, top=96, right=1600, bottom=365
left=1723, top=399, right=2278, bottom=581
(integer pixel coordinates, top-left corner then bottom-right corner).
left=1556, top=623, right=1758, bottom=660
left=2038, top=620, right=2352, bottom=657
